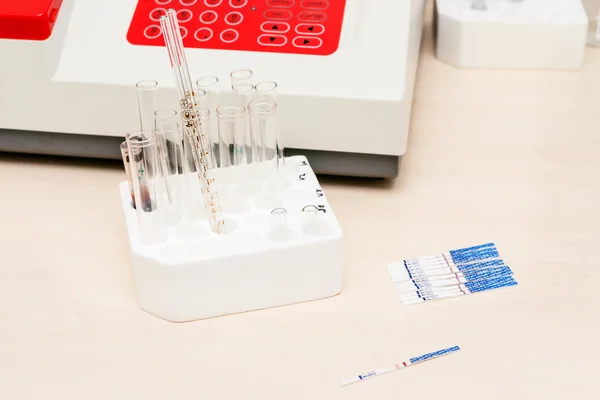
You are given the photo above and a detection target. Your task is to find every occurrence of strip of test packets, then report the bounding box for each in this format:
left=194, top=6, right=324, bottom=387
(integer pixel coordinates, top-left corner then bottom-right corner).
left=387, top=242, right=518, bottom=305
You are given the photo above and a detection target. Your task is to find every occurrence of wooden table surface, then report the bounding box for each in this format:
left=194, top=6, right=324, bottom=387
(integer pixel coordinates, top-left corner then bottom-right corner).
left=1, top=8, right=599, bottom=399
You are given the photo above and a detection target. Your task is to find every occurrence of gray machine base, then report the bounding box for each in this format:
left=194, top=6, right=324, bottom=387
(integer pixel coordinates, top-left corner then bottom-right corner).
left=0, top=129, right=400, bottom=178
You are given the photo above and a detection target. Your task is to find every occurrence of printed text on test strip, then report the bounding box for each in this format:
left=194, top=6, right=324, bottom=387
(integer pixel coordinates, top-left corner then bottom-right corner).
left=340, top=346, right=460, bottom=387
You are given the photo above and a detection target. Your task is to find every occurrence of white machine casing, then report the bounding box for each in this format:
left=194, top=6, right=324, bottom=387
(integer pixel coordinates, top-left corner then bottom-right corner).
left=119, top=156, right=343, bottom=322
left=435, top=0, right=588, bottom=70
left=0, top=0, right=426, bottom=177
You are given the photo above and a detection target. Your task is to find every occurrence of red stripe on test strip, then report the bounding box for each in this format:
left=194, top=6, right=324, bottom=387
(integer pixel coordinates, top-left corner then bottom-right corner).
left=443, top=253, right=467, bottom=295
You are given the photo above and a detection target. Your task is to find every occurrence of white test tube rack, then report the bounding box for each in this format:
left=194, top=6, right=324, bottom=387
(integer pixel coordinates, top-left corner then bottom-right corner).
left=435, top=0, right=589, bottom=70
left=119, top=156, right=343, bottom=322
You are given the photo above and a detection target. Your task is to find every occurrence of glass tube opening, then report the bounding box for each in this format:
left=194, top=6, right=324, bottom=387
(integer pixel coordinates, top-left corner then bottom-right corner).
left=217, top=103, right=247, bottom=119
left=232, top=82, right=254, bottom=94
left=248, top=99, right=277, bottom=117
left=271, top=207, right=288, bottom=230
left=136, top=80, right=159, bottom=90
left=255, top=81, right=277, bottom=94
left=230, top=68, right=253, bottom=85
left=216, top=103, right=246, bottom=168
left=154, top=109, right=178, bottom=123
left=196, top=76, right=219, bottom=88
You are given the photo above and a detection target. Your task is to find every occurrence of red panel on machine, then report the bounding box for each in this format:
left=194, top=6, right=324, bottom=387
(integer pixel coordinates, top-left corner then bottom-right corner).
left=0, top=0, right=63, bottom=40
left=127, top=0, right=346, bottom=55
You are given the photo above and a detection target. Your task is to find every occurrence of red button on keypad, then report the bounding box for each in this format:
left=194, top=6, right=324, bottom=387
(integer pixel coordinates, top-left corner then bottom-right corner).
left=266, top=0, right=295, bottom=8
left=297, top=11, right=327, bottom=22
left=144, top=25, right=162, bottom=39
left=229, top=0, right=248, bottom=7
left=295, top=23, right=324, bottom=35
left=225, top=12, right=243, bottom=25
left=127, top=0, right=346, bottom=56
left=261, top=21, right=290, bottom=33
left=194, top=27, right=213, bottom=41
left=150, top=8, right=167, bottom=21
left=258, top=34, right=287, bottom=46
left=220, top=29, right=239, bottom=43
left=200, top=10, right=218, bottom=23
left=300, top=0, right=329, bottom=9
left=292, top=36, right=322, bottom=48
left=264, top=9, right=293, bottom=20
left=177, top=9, right=193, bottom=22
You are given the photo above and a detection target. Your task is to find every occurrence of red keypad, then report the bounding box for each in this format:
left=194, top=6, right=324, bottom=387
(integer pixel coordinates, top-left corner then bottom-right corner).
left=127, top=0, right=346, bottom=55
left=300, top=0, right=329, bottom=10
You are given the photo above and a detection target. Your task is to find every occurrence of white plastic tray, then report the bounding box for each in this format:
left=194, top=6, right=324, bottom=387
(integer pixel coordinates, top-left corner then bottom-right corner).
left=119, top=156, right=344, bottom=322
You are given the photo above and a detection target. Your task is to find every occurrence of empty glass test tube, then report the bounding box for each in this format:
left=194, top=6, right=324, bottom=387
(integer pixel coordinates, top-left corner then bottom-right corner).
left=120, top=141, right=136, bottom=208
left=136, top=80, right=159, bottom=135
left=126, top=130, right=169, bottom=245
left=254, top=81, right=278, bottom=102
left=230, top=68, right=253, bottom=86
left=216, top=103, right=247, bottom=169
left=231, top=83, right=256, bottom=163
left=154, top=109, right=182, bottom=174
left=248, top=99, right=279, bottom=173
left=269, top=207, right=292, bottom=241
left=254, top=81, right=284, bottom=169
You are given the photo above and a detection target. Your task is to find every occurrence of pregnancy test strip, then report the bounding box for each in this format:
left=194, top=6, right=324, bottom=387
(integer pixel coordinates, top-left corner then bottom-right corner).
left=388, top=259, right=507, bottom=283
left=404, top=243, right=496, bottom=264
left=340, top=346, right=461, bottom=387
left=400, top=276, right=518, bottom=305
left=395, top=266, right=514, bottom=294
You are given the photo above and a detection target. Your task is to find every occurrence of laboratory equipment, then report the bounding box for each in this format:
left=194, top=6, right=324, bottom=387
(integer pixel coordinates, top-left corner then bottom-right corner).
left=435, top=0, right=589, bottom=69
left=125, top=129, right=169, bottom=245
left=160, top=9, right=226, bottom=234
left=120, top=141, right=136, bottom=208
left=583, top=0, right=600, bottom=46
left=0, top=0, right=427, bottom=178
left=136, top=80, right=159, bottom=134
left=119, top=155, right=343, bottom=322
left=386, top=242, right=519, bottom=305
left=230, top=68, right=253, bottom=86
left=340, top=346, right=461, bottom=387
left=254, top=81, right=278, bottom=102
left=248, top=99, right=280, bottom=172
left=216, top=102, right=247, bottom=168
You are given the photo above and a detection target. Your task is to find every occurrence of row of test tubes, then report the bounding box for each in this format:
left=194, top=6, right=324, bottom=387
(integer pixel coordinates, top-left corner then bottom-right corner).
left=120, top=69, right=294, bottom=245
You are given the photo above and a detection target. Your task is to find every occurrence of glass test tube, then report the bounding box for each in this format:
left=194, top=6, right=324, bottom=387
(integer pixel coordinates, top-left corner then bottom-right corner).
left=230, top=68, right=253, bottom=86
left=120, top=141, right=136, bottom=208
left=254, top=81, right=284, bottom=169
left=196, top=76, right=220, bottom=165
left=248, top=99, right=279, bottom=173
left=154, top=109, right=182, bottom=175
left=231, top=83, right=256, bottom=164
left=136, top=80, right=159, bottom=135
left=254, top=81, right=278, bottom=102
left=269, top=208, right=291, bottom=241
left=126, top=130, right=169, bottom=245
left=216, top=103, right=247, bottom=170
left=155, top=121, right=186, bottom=224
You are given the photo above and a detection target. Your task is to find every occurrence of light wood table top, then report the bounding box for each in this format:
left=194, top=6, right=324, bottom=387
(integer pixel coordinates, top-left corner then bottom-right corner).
left=2, top=10, right=599, bottom=400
